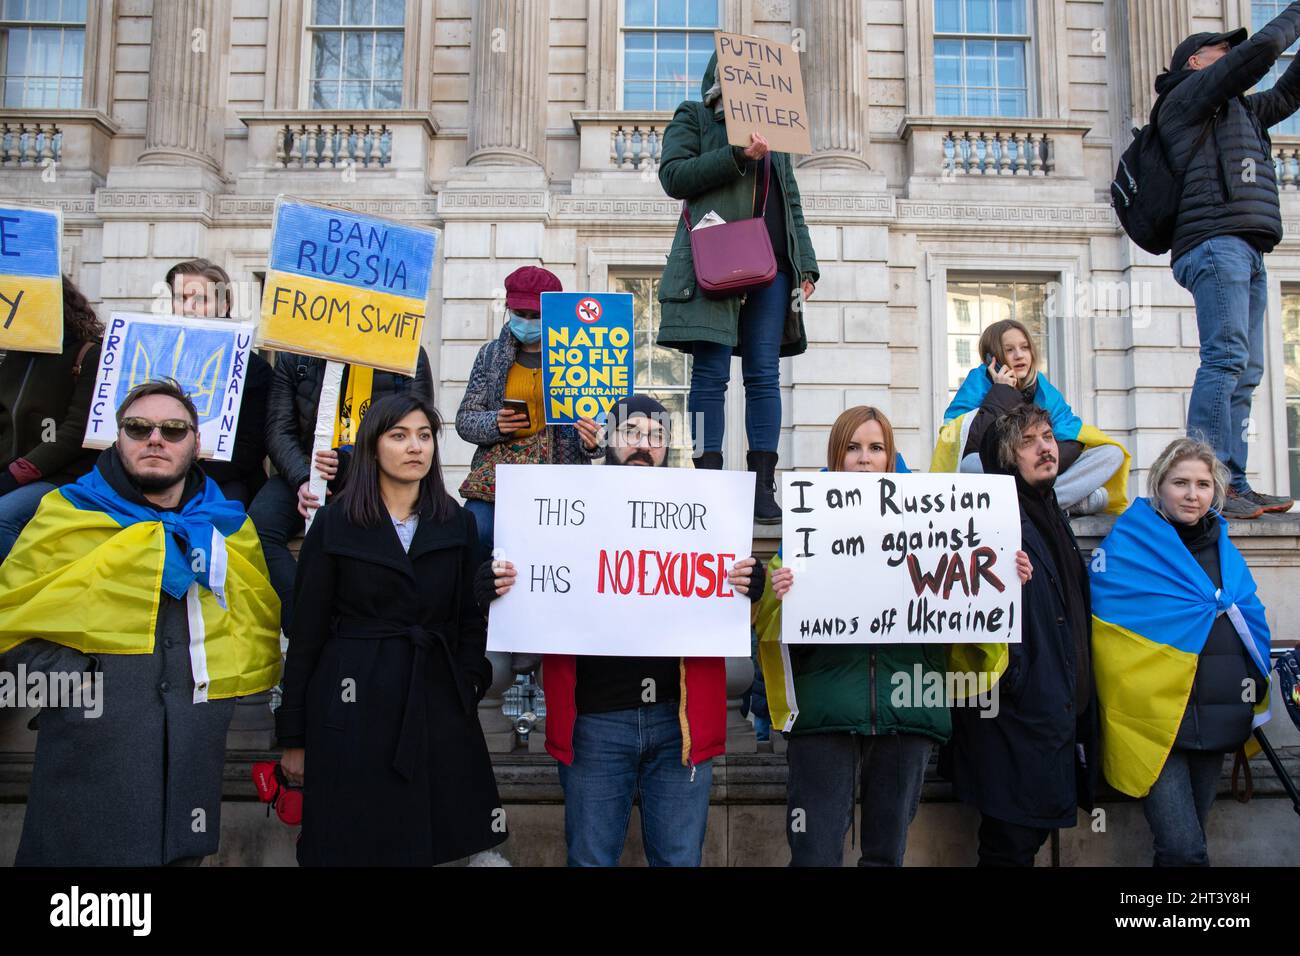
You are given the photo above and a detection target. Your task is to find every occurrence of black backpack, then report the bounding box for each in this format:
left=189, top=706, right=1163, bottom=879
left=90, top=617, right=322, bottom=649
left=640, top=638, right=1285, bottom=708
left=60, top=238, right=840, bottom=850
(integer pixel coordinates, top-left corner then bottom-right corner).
left=1111, top=93, right=1216, bottom=255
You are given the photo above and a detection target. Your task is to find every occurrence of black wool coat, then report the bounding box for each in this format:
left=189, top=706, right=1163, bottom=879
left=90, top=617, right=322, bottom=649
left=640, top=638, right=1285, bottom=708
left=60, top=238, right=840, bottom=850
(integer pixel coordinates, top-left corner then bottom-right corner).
left=276, top=497, right=505, bottom=866
left=950, top=510, right=1100, bottom=829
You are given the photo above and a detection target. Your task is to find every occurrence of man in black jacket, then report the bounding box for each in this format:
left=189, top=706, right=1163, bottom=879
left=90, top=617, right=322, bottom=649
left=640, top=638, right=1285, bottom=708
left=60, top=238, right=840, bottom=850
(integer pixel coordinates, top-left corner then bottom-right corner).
left=247, top=349, right=433, bottom=633
left=950, top=405, right=1098, bottom=866
left=1158, top=7, right=1300, bottom=517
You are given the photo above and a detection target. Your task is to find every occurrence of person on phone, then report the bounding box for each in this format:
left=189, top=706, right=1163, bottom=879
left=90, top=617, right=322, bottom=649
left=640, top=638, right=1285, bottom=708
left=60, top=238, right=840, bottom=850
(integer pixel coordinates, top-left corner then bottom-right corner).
left=930, top=319, right=1130, bottom=516
left=455, top=266, right=601, bottom=558
left=248, top=346, right=433, bottom=635
left=164, top=258, right=271, bottom=507
left=655, top=50, right=819, bottom=523
left=753, top=406, right=1032, bottom=866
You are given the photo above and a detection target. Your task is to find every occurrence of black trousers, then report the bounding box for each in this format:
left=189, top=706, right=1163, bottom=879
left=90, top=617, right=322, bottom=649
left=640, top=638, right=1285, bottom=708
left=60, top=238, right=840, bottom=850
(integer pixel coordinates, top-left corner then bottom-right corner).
left=976, top=814, right=1052, bottom=867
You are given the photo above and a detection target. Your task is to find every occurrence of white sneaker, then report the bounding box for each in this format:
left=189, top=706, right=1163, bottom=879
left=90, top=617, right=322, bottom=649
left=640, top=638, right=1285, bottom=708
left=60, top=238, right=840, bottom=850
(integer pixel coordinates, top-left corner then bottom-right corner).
left=1066, top=487, right=1108, bottom=516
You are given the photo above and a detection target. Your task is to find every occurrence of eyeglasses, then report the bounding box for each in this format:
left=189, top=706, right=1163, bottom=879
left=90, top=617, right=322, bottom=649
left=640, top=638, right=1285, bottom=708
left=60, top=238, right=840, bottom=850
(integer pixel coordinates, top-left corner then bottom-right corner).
left=120, top=417, right=195, bottom=443
left=616, top=423, right=668, bottom=449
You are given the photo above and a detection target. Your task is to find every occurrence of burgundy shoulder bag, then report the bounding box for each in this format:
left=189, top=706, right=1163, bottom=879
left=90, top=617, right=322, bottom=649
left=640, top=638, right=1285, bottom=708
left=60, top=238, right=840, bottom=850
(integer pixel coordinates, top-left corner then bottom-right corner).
left=681, top=153, right=777, bottom=299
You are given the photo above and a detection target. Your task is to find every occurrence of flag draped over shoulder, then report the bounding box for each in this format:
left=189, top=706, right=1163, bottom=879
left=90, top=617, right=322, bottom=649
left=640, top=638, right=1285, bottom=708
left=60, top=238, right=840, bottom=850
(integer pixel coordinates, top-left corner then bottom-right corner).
left=0, top=466, right=281, bottom=702
left=1090, top=497, right=1271, bottom=798
left=929, top=365, right=1131, bottom=515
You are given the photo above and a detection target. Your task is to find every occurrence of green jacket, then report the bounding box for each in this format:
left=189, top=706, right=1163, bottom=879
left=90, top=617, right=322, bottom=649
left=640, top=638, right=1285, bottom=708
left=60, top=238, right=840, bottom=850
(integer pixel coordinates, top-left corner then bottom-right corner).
left=656, top=54, right=819, bottom=357
left=755, top=553, right=953, bottom=743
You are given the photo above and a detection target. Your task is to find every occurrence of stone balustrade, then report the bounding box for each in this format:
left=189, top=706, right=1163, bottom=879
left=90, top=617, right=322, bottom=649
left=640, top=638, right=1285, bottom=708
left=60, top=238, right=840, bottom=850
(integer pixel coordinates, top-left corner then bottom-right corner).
left=0, top=109, right=118, bottom=189
left=897, top=116, right=1095, bottom=202
left=570, top=111, right=673, bottom=194
left=1274, top=138, right=1300, bottom=191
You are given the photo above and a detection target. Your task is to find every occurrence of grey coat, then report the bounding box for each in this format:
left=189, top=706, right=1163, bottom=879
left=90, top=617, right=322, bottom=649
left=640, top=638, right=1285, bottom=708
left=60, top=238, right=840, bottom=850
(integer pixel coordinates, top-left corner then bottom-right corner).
left=7, top=598, right=234, bottom=866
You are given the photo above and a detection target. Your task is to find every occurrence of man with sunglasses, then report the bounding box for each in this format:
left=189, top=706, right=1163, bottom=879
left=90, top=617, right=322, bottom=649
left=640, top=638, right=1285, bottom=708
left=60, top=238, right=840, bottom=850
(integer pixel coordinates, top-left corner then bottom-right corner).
left=476, top=394, right=765, bottom=866
left=0, top=379, right=281, bottom=865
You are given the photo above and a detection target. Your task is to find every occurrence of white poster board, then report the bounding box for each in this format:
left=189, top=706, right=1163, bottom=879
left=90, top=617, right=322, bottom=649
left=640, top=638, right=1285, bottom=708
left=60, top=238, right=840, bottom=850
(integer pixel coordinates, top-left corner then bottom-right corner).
left=84, top=312, right=255, bottom=462
left=487, top=463, right=756, bottom=657
left=780, top=472, right=1022, bottom=644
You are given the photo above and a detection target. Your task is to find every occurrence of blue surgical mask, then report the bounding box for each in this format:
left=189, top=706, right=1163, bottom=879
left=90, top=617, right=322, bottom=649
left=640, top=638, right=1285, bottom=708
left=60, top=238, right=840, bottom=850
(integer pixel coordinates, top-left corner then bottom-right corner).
left=508, top=311, right=541, bottom=345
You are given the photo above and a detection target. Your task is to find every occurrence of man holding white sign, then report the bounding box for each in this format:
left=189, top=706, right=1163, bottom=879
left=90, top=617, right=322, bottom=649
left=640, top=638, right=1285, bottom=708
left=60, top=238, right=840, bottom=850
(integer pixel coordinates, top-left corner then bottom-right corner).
left=949, top=405, right=1100, bottom=867
left=478, top=395, right=766, bottom=867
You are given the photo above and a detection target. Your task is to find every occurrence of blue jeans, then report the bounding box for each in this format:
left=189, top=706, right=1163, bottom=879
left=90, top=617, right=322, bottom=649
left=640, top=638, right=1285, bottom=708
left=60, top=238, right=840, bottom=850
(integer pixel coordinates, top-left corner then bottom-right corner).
left=0, top=481, right=56, bottom=561
left=1141, top=748, right=1223, bottom=866
left=463, top=498, right=495, bottom=563
left=688, top=271, right=792, bottom=454
left=556, top=701, right=713, bottom=866
left=1173, top=236, right=1267, bottom=492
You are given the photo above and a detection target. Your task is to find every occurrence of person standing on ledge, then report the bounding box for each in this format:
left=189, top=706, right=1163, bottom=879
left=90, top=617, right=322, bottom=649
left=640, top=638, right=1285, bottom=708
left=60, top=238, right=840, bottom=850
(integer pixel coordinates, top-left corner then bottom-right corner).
left=1157, top=8, right=1300, bottom=517
left=656, top=50, right=819, bottom=524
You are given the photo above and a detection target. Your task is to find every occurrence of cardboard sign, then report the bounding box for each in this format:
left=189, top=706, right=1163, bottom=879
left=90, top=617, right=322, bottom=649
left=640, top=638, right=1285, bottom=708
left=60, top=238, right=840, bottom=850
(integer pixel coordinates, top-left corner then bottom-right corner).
left=487, top=464, right=756, bottom=657
left=714, top=32, right=812, bottom=156
left=541, top=291, right=634, bottom=425
left=780, top=472, right=1022, bottom=644
left=0, top=204, right=63, bottom=354
left=258, top=197, right=437, bottom=375
left=85, top=312, right=255, bottom=462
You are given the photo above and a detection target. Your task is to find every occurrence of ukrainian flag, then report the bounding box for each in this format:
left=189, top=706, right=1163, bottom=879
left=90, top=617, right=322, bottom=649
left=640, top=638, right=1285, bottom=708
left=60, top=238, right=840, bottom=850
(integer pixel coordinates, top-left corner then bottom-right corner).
left=1090, top=497, right=1271, bottom=798
left=930, top=365, right=1131, bottom=516
left=0, top=466, right=281, bottom=702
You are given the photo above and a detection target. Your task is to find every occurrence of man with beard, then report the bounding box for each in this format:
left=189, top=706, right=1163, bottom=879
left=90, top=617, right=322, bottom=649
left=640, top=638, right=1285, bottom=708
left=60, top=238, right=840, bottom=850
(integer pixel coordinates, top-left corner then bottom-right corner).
left=0, top=379, right=280, bottom=865
left=476, top=394, right=765, bottom=865
left=949, top=404, right=1099, bottom=866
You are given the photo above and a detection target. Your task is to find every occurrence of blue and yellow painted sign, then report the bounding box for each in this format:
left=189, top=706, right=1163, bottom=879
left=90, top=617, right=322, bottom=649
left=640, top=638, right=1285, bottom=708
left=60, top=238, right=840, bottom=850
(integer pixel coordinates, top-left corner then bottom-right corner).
left=258, top=197, right=437, bottom=375
left=0, top=204, right=63, bottom=354
left=541, top=291, right=634, bottom=424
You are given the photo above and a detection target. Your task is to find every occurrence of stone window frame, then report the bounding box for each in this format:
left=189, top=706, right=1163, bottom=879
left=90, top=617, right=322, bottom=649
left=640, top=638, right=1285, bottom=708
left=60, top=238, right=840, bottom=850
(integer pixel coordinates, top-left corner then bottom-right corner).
left=588, top=242, right=745, bottom=465
left=903, top=0, right=1066, bottom=119
left=923, top=249, right=1085, bottom=443
left=587, top=0, right=744, bottom=111
left=266, top=0, right=435, bottom=111
left=1259, top=271, right=1295, bottom=495
left=0, top=0, right=111, bottom=111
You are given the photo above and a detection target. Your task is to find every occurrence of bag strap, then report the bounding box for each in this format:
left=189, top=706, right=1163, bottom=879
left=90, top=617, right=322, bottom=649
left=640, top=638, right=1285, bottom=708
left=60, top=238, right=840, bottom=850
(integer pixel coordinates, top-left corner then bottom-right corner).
left=71, top=339, right=95, bottom=380
left=679, top=152, right=773, bottom=231
left=1230, top=747, right=1254, bottom=803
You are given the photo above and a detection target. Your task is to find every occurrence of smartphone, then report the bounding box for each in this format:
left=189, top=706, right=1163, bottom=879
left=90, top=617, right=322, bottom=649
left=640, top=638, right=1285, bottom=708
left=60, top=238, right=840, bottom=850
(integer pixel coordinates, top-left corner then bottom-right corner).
left=502, top=399, right=531, bottom=427
left=984, top=353, right=1007, bottom=376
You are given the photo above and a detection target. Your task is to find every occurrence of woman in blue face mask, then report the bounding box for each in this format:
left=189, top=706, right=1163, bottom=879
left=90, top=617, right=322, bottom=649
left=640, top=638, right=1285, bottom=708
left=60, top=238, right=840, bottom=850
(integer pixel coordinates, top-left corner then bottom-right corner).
left=453, top=266, right=602, bottom=559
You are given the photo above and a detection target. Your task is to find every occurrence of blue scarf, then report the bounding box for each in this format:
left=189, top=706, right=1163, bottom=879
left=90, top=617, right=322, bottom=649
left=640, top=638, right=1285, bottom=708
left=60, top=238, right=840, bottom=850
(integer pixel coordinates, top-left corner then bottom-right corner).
left=61, top=465, right=248, bottom=600
left=944, top=365, right=1083, bottom=441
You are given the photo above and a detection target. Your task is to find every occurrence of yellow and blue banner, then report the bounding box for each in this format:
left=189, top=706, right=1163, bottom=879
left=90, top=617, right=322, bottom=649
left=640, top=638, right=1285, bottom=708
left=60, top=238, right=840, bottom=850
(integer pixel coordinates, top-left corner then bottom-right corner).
left=541, top=291, right=634, bottom=424
left=929, top=364, right=1131, bottom=515
left=1090, top=497, right=1272, bottom=797
left=0, top=204, right=63, bottom=354
left=259, top=197, right=437, bottom=376
left=0, top=465, right=281, bottom=702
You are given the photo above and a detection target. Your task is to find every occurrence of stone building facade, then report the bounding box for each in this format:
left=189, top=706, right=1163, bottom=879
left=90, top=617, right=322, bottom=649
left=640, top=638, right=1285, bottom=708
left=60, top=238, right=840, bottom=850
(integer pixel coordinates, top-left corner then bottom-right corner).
left=2, top=0, right=1299, bottom=499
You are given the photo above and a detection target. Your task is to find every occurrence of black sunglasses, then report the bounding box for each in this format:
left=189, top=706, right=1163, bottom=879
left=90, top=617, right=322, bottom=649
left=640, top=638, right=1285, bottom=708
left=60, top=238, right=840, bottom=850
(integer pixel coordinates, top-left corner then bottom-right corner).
left=120, top=417, right=195, bottom=443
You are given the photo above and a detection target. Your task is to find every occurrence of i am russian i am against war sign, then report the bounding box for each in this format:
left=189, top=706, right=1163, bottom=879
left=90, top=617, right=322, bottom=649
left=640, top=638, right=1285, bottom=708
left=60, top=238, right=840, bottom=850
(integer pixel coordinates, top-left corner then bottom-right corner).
left=0, top=204, right=63, bottom=354
left=259, top=197, right=437, bottom=376
left=487, top=464, right=755, bottom=657
left=780, top=472, right=1022, bottom=645
left=541, top=291, right=634, bottom=425
left=83, top=313, right=254, bottom=462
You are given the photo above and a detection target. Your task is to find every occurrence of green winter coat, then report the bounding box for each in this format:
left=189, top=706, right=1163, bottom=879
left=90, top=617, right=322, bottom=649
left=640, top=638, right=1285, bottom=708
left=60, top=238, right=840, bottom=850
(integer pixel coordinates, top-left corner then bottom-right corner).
left=656, top=53, right=819, bottom=357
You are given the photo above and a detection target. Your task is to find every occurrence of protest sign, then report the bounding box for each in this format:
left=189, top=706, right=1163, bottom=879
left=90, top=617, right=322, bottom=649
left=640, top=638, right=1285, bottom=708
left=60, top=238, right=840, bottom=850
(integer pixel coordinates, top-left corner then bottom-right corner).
left=714, top=32, right=812, bottom=156
left=541, top=291, right=634, bottom=424
left=258, top=197, right=437, bottom=375
left=0, top=204, right=63, bottom=354
left=487, top=463, right=755, bottom=656
left=84, top=312, right=255, bottom=462
left=780, top=472, right=1022, bottom=644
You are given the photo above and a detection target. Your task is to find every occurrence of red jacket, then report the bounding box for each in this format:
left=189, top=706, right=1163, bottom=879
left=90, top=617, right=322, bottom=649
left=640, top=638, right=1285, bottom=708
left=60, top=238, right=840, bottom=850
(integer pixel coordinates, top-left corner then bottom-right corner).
left=542, top=655, right=727, bottom=767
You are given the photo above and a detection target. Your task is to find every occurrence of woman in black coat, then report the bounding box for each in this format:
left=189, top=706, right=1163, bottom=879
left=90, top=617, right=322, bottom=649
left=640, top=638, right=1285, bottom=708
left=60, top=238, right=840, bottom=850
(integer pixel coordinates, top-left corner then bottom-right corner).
left=276, top=393, right=505, bottom=866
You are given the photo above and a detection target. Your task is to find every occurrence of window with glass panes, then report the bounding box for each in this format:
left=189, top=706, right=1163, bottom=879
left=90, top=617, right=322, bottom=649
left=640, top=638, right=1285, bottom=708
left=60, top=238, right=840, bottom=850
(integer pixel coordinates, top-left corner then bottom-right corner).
left=308, top=0, right=403, bottom=110
left=934, top=0, right=1031, bottom=117
left=1253, top=1, right=1300, bottom=135
left=0, top=0, right=85, bottom=109
left=611, top=275, right=693, bottom=467
left=622, top=0, right=720, bottom=111
left=945, top=277, right=1049, bottom=398
left=1283, top=289, right=1300, bottom=496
